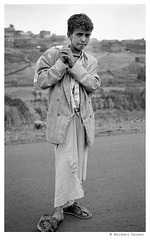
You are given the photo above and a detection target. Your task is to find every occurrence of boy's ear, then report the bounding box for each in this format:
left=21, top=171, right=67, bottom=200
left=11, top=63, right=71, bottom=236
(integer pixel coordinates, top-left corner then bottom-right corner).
left=67, top=32, right=70, bottom=38
left=67, top=31, right=72, bottom=39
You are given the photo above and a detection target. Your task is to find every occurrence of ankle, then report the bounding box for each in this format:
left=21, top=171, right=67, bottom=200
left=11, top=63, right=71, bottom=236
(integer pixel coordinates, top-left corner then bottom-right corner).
left=55, top=206, right=64, bottom=214
left=53, top=207, right=64, bottom=220
left=63, top=200, right=74, bottom=208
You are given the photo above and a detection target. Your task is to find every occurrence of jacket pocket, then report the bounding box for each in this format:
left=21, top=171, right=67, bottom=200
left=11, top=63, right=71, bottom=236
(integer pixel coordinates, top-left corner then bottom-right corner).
left=46, top=110, right=72, bottom=144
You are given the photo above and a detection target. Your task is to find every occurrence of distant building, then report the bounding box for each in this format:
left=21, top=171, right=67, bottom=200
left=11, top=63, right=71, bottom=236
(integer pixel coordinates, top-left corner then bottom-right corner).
left=15, top=30, right=30, bottom=38
left=4, top=24, right=15, bottom=47
left=5, top=24, right=33, bottom=48
left=40, top=30, right=51, bottom=38
left=26, top=31, right=35, bottom=38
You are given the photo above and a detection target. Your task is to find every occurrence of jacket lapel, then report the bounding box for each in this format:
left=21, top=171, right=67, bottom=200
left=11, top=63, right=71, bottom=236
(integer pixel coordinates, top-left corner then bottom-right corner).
left=62, top=52, right=88, bottom=107
left=62, top=74, right=71, bottom=106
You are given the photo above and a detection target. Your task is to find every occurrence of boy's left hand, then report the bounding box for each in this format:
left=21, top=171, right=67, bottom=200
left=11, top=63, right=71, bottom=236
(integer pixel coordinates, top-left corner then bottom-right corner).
left=60, top=47, right=75, bottom=68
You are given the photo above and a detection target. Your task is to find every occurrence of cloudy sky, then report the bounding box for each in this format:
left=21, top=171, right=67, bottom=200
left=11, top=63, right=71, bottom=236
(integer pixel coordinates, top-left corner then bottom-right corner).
left=4, top=3, right=146, bottom=40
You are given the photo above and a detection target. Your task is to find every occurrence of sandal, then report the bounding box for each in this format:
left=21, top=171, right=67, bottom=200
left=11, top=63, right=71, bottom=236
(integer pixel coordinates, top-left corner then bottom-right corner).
left=63, top=202, right=92, bottom=219
left=37, top=214, right=62, bottom=232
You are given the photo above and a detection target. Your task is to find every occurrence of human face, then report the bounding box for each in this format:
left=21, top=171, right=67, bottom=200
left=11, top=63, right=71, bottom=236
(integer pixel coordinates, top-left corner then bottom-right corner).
left=68, top=28, right=92, bottom=54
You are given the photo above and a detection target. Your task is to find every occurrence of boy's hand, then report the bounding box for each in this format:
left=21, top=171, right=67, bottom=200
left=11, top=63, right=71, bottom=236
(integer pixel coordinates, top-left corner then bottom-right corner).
left=60, top=47, right=75, bottom=68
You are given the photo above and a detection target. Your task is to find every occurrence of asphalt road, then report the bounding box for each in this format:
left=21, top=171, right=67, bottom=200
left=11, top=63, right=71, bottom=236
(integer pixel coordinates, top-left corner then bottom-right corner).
left=5, top=133, right=145, bottom=232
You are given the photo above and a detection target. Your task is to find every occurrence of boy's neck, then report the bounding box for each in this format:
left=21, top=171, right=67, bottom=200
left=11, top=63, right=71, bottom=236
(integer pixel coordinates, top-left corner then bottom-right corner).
left=69, top=45, right=82, bottom=56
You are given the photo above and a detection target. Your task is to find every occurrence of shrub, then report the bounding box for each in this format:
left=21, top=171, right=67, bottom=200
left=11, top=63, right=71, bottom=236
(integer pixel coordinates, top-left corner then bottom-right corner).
left=34, top=107, right=47, bottom=121
left=5, top=96, right=34, bottom=130
left=137, top=66, right=145, bottom=81
left=92, top=87, right=145, bottom=111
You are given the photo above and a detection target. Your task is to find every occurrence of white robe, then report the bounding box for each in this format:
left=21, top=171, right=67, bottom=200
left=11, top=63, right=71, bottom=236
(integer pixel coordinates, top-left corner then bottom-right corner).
left=54, top=113, right=88, bottom=208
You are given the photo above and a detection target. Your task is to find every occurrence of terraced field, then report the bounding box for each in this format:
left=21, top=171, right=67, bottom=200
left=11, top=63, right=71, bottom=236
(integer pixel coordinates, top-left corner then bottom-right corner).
left=4, top=46, right=145, bottom=143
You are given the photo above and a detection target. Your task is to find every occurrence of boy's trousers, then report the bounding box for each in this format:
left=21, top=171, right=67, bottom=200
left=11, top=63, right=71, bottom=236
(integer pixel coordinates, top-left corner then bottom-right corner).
left=54, top=113, right=89, bottom=208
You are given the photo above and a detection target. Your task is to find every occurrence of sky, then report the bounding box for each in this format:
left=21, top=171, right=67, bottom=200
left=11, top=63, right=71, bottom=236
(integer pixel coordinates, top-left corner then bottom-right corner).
left=4, top=3, right=146, bottom=40
left=1, top=2, right=150, bottom=239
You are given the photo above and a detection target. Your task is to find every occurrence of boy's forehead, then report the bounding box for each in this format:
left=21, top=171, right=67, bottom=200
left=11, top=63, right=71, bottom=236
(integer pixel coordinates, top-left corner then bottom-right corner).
left=73, top=28, right=92, bottom=34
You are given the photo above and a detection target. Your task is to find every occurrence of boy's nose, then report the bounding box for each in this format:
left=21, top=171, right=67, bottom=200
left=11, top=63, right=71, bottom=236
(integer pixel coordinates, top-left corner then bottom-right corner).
left=81, top=35, right=86, bottom=42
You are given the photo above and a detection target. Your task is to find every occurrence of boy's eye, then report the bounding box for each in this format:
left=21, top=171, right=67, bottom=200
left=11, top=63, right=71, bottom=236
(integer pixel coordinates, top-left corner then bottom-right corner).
left=85, top=34, right=91, bottom=38
left=76, top=33, right=91, bottom=38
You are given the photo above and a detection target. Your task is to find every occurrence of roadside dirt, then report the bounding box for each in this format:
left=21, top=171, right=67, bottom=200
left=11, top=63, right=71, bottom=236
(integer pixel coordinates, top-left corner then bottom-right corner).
left=5, top=118, right=145, bottom=145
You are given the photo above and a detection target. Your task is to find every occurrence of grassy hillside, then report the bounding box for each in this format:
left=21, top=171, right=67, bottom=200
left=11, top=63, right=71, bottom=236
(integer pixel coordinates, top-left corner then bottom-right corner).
left=4, top=43, right=145, bottom=140
left=5, top=49, right=145, bottom=89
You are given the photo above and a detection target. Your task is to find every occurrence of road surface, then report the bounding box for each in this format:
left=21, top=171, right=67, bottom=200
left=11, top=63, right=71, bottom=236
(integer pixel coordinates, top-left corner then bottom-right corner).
left=5, top=133, right=145, bottom=232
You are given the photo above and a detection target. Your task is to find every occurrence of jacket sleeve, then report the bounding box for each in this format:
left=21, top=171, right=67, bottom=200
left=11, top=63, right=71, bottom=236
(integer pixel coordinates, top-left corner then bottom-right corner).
left=33, top=48, right=67, bottom=89
left=68, top=57, right=101, bottom=93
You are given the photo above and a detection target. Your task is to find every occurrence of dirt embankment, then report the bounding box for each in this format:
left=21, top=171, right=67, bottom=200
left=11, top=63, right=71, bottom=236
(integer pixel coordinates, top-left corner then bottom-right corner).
left=5, top=116, right=145, bottom=145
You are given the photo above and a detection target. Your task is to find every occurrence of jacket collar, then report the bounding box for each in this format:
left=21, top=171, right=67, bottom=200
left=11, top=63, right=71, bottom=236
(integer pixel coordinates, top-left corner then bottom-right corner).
left=67, top=45, right=88, bottom=60
left=82, top=51, right=88, bottom=60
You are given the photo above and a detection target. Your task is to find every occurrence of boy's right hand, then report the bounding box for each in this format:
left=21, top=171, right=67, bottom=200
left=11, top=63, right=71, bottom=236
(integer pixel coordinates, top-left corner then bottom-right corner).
left=59, top=47, right=75, bottom=68
left=60, top=51, right=68, bottom=64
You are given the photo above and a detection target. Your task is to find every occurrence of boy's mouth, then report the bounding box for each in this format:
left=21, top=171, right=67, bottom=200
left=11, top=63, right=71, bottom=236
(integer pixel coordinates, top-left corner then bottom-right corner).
left=78, top=44, right=86, bottom=47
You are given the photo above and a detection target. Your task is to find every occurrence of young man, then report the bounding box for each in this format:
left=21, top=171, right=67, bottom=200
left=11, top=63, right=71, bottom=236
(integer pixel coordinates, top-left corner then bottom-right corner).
left=34, top=13, right=101, bottom=232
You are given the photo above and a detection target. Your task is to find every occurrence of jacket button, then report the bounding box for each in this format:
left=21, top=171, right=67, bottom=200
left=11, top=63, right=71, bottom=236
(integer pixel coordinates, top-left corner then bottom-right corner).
left=57, top=98, right=60, bottom=101
left=57, top=113, right=60, bottom=116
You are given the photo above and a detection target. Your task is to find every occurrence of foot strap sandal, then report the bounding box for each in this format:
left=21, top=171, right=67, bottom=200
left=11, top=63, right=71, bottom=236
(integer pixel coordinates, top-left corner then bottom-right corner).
left=63, top=202, right=92, bottom=219
left=37, top=214, right=62, bottom=232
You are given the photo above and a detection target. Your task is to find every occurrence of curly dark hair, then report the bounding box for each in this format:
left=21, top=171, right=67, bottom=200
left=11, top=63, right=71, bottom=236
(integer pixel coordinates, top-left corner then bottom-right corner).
left=67, top=13, right=94, bottom=34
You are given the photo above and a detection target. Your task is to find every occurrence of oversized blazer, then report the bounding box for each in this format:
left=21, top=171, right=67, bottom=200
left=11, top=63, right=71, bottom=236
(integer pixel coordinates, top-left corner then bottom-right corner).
left=34, top=46, right=101, bottom=147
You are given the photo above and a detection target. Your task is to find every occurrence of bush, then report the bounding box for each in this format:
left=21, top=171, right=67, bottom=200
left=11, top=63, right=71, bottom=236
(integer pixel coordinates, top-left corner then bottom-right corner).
left=137, top=66, right=145, bottom=81
left=5, top=96, right=33, bottom=130
left=92, top=87, right=145, bottom=111
left=34, top=107, right=47, bottom=121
